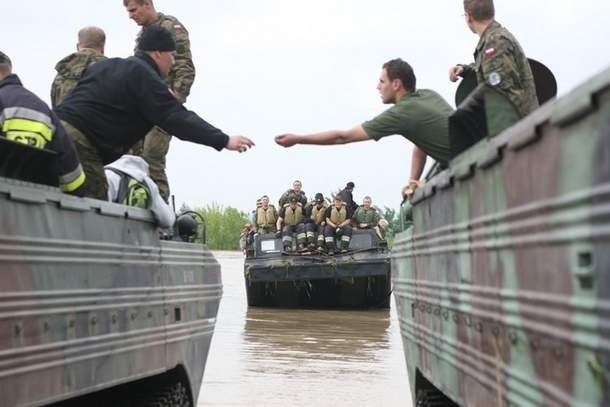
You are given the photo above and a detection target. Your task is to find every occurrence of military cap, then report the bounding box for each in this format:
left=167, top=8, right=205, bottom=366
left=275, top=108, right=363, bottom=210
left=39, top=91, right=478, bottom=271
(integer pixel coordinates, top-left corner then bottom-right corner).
left=137, top=26, right=176, bottom=52
left=315, top=193, right=324, bottom=203
left=346, top=181, right=355, bottom=189
left=289, top=196, right=298, bottom=203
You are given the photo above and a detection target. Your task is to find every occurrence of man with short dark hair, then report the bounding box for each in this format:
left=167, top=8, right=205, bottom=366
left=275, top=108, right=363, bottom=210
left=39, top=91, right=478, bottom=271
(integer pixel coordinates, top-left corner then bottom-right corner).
left=51, top=26, right=106, bottom=108
left=0, top=51, right=85, bottom=195
left=304, top=192, right=327, bottom=249
left=55, top=26, right=253, bottom=200
left=448, top=0, right=538, bottom=118
left=254, top=195, right=278, bottom=234
left=124, top=0, right=196, bottom=201
left=276, top=58, right=453, bottom=196
left=323, top=194, right=354, bottom=255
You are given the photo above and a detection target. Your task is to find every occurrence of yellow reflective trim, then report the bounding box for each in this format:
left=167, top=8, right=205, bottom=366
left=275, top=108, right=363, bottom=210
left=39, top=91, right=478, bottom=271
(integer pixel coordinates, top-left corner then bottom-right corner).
left=60, top=170, right=86, bottom=192
left=5, top=131, right=47, bottom=149
left=3, top=118, right=53, bottom=147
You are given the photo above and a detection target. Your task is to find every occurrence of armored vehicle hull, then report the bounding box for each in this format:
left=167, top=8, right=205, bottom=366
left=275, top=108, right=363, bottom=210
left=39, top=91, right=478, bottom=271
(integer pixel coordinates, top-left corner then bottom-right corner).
left=0, top=176, right=221, bottom=406
left=393, top=68, right=610, bottom=406
left=245, top=229, right=391, bottom=308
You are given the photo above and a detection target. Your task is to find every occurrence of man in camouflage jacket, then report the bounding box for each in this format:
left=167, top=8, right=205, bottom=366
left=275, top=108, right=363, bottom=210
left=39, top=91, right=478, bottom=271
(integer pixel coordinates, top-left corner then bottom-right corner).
left=124, top=0, right=196, bottom=201
left=51, top=27, right=106, bottom=108
left=449, top=0, right=538, bottom=118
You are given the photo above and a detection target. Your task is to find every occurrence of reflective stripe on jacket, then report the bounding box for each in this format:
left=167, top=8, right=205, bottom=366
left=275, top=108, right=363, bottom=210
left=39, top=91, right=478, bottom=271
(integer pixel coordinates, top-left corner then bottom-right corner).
left=0, top=74, right=85, bottom=193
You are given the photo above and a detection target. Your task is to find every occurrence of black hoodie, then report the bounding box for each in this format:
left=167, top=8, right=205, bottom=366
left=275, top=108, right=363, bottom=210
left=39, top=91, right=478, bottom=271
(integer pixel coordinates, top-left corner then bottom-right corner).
left=55, top=53, right=229, bottom=164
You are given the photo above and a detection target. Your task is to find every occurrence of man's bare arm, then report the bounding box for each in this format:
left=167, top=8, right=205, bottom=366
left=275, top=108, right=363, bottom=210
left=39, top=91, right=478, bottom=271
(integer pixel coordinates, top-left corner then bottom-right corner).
left=275, top=124, right=369, bottom=147
left=409, top=146, right=427, bottom=181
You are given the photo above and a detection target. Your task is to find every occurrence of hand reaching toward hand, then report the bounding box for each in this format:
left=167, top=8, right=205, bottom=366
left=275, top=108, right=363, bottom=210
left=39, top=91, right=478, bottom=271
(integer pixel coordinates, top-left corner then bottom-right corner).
left=275, top=134, right=300, bottom=148
left=226, top=135, right=255, bottom=153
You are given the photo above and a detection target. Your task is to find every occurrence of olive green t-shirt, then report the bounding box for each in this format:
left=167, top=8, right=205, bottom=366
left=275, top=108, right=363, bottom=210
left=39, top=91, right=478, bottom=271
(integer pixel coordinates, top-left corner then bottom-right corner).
left=362, top=89, right=453, bottom=165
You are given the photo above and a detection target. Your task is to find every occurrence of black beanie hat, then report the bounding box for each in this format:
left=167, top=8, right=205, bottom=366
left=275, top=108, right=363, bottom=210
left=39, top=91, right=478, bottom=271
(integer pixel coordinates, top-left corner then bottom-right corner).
left=137, top=26, right=176, bottom=52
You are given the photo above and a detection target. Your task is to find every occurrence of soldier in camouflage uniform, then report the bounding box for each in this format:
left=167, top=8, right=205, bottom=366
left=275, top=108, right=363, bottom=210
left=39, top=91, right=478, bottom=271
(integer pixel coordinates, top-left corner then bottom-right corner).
left=449, top=0, right=538, bottom=118
left=50, top=27, right=106, bottom=108
left=278, top=180, right=308, bottom=207
left=352, top=196, right=381, bottom=230
left=124, top=0, right=196, bottom=202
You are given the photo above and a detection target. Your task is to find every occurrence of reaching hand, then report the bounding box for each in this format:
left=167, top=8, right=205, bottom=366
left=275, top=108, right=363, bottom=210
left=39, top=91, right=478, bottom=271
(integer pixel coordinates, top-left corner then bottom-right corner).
left=275, top=134, right=300, bottom=148
left=402, top=180, right=423, bottom=201
left=449, top=65, right=464, bottom=82
left=226, top=135, right=255, bottom=153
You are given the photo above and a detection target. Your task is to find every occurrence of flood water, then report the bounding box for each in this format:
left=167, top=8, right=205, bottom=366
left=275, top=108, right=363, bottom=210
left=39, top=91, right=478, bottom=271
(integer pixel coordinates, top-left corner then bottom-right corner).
left=198, top=251, right=412, bottom=407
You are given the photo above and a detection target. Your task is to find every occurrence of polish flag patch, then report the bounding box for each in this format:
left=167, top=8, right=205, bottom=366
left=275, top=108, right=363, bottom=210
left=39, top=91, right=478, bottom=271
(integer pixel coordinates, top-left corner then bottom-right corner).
left=484, top=47, right=497, bottom=58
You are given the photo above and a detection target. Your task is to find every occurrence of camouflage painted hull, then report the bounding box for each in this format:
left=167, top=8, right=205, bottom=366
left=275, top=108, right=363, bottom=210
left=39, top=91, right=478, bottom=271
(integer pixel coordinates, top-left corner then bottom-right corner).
left=0, top=177, right=221, bottom=406
left=245, top=250, right=391, bottom=308
left=393, top=68, right=610, bottom=406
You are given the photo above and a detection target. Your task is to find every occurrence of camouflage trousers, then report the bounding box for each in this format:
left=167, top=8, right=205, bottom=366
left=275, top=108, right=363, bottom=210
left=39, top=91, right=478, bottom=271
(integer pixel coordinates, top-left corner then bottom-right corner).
left=60, top=120, right=108, bottom=201
left=133, top=126, right=171, bottom=203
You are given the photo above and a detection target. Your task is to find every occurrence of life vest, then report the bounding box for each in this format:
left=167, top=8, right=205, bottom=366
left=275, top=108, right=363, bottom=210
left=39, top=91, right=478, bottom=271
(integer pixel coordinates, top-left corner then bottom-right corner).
left=329, top=205, right=347, bottom=225
left=283, top=204, right=303, bottom=226
left=311, top=205, right=327, bottom=225
left=256, top=205, right=277, bottom=228
left=107, top=168, right=151, bottom=209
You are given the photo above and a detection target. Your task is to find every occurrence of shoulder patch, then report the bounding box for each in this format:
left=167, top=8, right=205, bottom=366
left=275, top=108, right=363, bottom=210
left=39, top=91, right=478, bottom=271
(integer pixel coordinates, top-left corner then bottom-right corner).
left=484, top=47, right=497, bottom=58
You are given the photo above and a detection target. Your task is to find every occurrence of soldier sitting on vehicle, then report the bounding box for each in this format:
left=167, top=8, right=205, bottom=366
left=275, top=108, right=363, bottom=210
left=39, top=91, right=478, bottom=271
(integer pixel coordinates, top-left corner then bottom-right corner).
left=254, top=195, right=278, bottom=234
left=278, top=179, right=308, bottom=207
left=323, top=194, right=354, bottom=255
left=250, top=197, right=262, bottom=224
left=352, top=196, right=381, bottom=230
left=276, top=196, right=307, bottom=252
left=239, top=223, right=254, bottom=253
left=305, top=193, right=328, bottom=250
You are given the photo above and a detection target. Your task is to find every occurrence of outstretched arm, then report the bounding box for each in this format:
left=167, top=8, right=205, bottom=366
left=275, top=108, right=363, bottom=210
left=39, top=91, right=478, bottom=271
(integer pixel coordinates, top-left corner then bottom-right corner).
left=275, top=124, right=369, bottom=147
left=409, top=146, right=427, bottom=181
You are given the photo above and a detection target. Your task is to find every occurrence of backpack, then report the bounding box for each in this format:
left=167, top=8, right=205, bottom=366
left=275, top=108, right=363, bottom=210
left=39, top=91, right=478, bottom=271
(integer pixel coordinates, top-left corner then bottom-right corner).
left=107, top=168, right=151, bottom=209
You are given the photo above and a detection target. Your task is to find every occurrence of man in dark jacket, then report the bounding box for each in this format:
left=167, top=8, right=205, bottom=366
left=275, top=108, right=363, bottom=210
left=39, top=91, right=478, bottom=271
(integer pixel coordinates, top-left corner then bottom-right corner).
left=340, top=181, right=358, bottom=212
left=55, top=26, right=254, bottom=200
left=0, top=51, right=85, bottom=195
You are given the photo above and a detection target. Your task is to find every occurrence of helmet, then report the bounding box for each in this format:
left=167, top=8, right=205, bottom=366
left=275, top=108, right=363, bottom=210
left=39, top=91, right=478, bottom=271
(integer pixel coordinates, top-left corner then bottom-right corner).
left=176, top=214, right=198, bottom=241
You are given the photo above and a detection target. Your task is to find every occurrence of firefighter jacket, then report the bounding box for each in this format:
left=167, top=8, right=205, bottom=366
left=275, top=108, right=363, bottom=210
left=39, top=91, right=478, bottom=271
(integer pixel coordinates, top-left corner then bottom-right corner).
left=0, top=74, right=85, bottom=194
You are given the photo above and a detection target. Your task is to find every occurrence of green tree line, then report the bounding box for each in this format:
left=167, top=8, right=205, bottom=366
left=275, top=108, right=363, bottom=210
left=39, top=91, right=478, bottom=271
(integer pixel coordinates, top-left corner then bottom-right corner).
left=186, top=203, right=250, bottom=251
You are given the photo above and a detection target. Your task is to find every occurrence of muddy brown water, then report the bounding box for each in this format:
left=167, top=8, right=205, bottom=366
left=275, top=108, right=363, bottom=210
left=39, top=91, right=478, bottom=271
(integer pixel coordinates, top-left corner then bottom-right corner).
left=198, top=251, right=412, bottom=406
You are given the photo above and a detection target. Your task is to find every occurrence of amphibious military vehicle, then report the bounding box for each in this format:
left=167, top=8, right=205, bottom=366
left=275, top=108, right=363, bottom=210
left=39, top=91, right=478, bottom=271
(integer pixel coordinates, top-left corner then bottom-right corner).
left=244, top=229, right=391, bottom=308
left=0, top=139, right=221, bottom=406
left=393, top=66, right=610, bottom=406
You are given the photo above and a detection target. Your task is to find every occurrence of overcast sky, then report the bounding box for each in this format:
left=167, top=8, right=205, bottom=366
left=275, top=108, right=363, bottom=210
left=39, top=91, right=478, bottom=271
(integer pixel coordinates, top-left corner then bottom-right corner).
left=2, top=1, right=609, bottom=213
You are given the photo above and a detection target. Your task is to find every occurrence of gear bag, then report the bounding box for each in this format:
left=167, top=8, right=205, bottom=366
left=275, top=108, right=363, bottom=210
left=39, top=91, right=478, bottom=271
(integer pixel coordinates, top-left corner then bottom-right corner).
left=107, top=168, right=151, bottom=209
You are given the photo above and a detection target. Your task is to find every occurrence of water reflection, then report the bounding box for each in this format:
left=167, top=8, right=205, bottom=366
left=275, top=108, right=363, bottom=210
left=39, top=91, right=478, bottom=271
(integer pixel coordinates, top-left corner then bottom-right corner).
left=243, top=307, right=391, bottom=370
left=198, top=251, right=411, bottom=406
